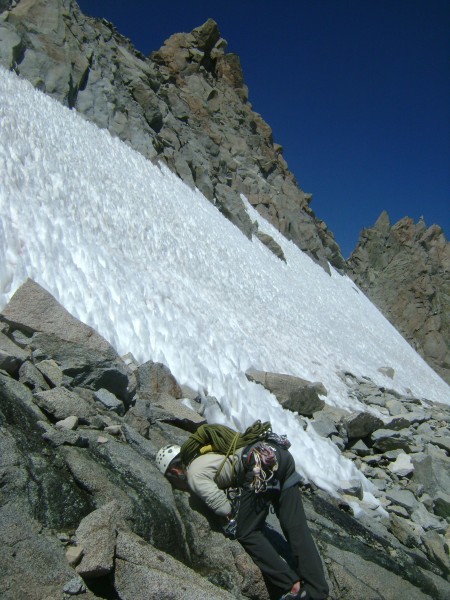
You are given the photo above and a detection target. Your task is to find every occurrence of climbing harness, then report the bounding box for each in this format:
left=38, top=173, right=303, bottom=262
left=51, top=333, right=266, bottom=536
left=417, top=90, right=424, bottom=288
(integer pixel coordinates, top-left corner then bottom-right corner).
left=246, top=442, right=279, bottom=494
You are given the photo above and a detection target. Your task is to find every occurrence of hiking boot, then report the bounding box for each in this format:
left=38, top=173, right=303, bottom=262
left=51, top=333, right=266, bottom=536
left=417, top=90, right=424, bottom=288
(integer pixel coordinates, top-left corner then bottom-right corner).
left=280, top=590, right=311, bottom=600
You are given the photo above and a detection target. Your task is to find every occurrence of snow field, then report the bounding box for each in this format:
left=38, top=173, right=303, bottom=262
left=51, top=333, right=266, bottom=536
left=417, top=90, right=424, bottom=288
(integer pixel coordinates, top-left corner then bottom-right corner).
left=1, top=67, right=448, bottom=506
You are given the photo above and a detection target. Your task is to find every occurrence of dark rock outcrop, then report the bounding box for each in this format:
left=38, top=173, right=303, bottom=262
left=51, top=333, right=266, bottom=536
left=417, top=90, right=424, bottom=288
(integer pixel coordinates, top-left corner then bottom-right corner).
left=0, top=280, right=449, bottom=599
left=347, top=212, right=450, bottom=384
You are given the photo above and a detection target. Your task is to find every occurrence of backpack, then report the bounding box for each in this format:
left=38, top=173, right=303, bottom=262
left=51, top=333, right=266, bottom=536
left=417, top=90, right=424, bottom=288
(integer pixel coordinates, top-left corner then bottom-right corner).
left=180, top=420, right=291, bottom=485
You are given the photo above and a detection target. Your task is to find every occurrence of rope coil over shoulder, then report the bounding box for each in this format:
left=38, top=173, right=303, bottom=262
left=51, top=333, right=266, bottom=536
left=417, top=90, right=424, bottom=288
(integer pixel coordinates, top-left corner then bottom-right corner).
left=180, top=420, right=273, bottom=482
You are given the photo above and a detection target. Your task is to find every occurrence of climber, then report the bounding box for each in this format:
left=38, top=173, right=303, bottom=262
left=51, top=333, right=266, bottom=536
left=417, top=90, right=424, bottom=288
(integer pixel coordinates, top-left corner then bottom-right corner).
left=156, top=423, right=329, bottom=600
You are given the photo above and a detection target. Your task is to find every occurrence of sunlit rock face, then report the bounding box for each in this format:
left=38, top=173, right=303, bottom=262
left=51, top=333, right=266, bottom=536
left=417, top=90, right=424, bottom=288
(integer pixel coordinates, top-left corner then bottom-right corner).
left=348, top=211, right=450, bottom=384
left=0, top=0, right=343, bottom=269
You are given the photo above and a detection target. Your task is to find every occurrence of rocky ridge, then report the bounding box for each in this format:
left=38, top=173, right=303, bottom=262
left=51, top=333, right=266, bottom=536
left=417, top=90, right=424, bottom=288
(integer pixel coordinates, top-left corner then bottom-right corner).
left=0, top=0, right=343, bottom=269
left=0, top=279, right=449, bottom=599
left=347, top=212, right=450, bottom=385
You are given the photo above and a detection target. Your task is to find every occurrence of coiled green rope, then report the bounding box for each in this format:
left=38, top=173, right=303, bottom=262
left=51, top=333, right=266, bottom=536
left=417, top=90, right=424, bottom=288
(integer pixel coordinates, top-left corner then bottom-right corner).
left=180, top=420, right=272, bottom=466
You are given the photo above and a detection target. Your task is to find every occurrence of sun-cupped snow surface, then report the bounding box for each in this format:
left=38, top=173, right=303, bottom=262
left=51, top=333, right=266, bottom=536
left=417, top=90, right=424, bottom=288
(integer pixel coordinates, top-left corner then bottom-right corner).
left=1, top=68, right=449, bottom=506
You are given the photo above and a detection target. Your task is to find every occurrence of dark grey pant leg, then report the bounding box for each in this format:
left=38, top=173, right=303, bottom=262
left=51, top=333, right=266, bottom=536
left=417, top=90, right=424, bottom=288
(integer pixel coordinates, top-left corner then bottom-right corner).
left=273, top=485, right=329, bottom=599
left=236, top=487, right=299, bottom=593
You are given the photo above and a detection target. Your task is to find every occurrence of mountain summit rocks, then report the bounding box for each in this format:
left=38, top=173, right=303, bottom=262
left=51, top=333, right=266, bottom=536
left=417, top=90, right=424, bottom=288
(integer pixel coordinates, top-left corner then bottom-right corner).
left=0, top=0, right=344, bottom=269
left=348, top=212, right=450, bottom=384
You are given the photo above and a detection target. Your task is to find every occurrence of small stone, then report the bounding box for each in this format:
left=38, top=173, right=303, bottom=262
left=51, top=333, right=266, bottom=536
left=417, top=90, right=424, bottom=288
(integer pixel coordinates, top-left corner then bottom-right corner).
left=338, top=480, right=363, bottom=499
left=383, top=449, right=404, bottom=460
left=104, top=425, right=122, bottom=436
left=382, top=416, right=413, bottom=431
left=378, top=366, right=395, bottom=379
left=121, top=351, right=139, bottom=371
left=349, top=439, right=371, bottom=456
left=386, top=399, right=408, bottom=415
left=371, top=479, right=387, bottom=492
left=416, top=422, right=434, bottom=435
left=367, top=395, right=387, bottom=408
left=388, top=453, right=414, bottom=477
left=18, top=360, right=50, bottom=391
left=385, top=489, right=418, bottom=513
left=430, top=436, right=450, bottom=454
left=411, top=503, right=447, bottom=532
left=55, top=415, right=79, bottom=430
left=387, top=504, right=410, bottom=518
left=66, top=545, right=84, bottom=566
left=330, top=435, right=345, bottom=451
left=371, top=429, right=412, bottom=452
left=421, top=530, right=450, bottom=574
left=342, top=411, right=384, bottom=439
left=63, top=575, right=86, bottom=595
left=311, top=413, right=338, bottom=438
left=361, top=453, right=383, bottom=465
left=35, top=358, right=65, bottom=387
left=433, top=491, right=450, bottom=519
left=388, top=514, right=423, bottom=548
left=97, top=436, right=109, bottom=444
left=94, top=388, right=125, bottom=415
left=420, top=493, right=434, bottom=511
left=42, top=427, right=89, bottom=448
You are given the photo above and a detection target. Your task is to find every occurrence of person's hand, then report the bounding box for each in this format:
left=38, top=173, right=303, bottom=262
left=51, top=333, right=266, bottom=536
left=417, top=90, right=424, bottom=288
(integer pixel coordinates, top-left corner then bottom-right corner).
left=222, top=513, right=238, bottom=539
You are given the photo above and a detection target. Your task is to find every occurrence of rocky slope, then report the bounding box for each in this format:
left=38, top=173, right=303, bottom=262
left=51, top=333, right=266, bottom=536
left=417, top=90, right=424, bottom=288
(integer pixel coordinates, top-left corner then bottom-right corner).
left=1, top=279, right=449, bottom=599
left=347, top=212, right=450, bottom=385
left=0, top=2, right=449, bottom=594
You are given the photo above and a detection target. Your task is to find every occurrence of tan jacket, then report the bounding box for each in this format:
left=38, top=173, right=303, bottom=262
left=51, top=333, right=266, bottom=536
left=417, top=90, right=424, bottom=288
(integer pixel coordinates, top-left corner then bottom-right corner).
left=187, top=449, right=245, bottom=517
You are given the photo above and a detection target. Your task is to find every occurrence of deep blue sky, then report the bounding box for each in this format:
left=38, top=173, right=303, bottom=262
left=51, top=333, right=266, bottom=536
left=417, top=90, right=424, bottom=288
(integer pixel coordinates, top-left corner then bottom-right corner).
left=77, top=0, right=449, bottom=258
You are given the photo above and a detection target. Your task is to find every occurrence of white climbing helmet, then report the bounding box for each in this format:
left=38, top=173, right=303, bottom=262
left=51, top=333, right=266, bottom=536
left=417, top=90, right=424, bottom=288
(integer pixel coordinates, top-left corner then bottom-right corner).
left=155, top=444, right=181, bottom=474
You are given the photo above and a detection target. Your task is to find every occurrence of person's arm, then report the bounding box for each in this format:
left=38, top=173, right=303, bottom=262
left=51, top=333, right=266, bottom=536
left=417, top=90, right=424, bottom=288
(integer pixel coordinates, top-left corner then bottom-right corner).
left=187, top=455, right=232, bottom=517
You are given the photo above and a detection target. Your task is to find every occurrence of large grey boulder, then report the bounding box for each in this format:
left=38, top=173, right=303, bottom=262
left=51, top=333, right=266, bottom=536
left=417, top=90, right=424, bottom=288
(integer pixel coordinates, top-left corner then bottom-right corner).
left=18, top=359, right=50, bottom=391
left=341, top=411, right=384, bottom=439
left=0, top=279, right=131, bottom=400
left=371, top=428, right=413, bottom=452
left=246, top=368, right=326, bottom=416
left=125, top=392, right=205, bottom=436
left=1, top=279, right=112, bottom=354
left=255, top=231, right=287, bottom=262
left=33, top=386, right=95, bottom=421
left=412, top=446, right=450, bottom=511
left=114, top=529, right=235, bottom=600
left=75, top=501, right=122, bottom=579
left=136, top=360, right=183, bottom=398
